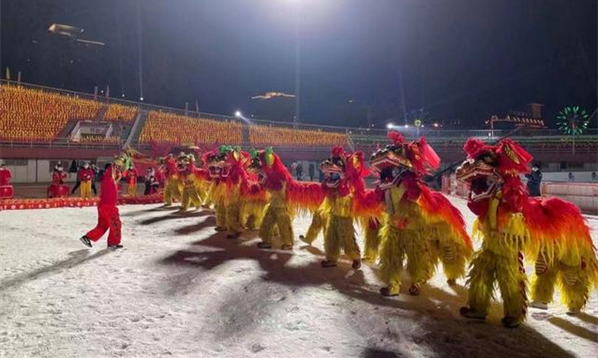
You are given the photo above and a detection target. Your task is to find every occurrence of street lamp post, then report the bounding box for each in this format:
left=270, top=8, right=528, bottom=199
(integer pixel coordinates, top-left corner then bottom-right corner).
left=293, top=1, right=300, bottom=127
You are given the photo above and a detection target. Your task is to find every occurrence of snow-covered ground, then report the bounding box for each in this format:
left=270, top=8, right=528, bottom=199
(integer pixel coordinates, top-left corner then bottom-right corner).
left=0, top=197, right=597, bottom=358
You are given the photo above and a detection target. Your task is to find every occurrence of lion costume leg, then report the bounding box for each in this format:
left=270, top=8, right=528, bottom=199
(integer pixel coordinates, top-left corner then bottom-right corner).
left=188, top=186, right=203, bottom=210
left=363, top=218, right=381, bottom=263
left=496, top=252, right=528, bottom=326
left=323, top=216, right=342, bottom=265
left=378, top=225, right=405, bottom=296
left=440, top=242, right=468, bottom=284
left=276, top=209, right=294, bottom=249
left=215, top=200, right=227, bottom=230
left=180, top=186, right=191, bottom=211
left=164, top=179, right=180, bottom=206
left=302, top=210, right=325, bottom=245
left=404, top=235, right=436, bottom=295
left=258, top=205, right=277, bottom=247
left=225, top=199, right=243, bottom=237
left=463, top=249, right=496, bottom=318
left=530, top=252, right=558, bottom=308
left=558, top=261, right=590, bottom=313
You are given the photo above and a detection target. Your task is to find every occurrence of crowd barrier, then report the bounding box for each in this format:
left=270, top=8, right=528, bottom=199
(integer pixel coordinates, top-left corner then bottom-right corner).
left=0, top=193, right=163, bottom=211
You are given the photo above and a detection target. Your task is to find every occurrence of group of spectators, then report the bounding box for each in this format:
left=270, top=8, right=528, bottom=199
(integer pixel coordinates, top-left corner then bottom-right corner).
left=139, top=111, right=243, bottom=146
left=0, top=85, right=101, bottom=141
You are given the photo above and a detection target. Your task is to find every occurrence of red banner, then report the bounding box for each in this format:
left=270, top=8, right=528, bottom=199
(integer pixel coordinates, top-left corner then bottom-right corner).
left=0, top=193, right=163, bottom=211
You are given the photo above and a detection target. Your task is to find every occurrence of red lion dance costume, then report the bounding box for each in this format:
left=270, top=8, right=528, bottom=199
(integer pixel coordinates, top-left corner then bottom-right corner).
left=370, top=131, right=473, bottom=297
left=457, top=139, right=598, bottom=327
left=248, top=147, right=312, bottom=250
left=161, top=154, right=182, bottom=207
left=203, top=146, right=263, bottom=238
left=310, top=146, right=370, bottom=269
left=176, top=152, right=206, bottom=212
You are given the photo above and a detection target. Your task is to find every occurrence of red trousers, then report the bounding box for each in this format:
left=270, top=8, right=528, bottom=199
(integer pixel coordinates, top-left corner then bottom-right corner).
left=86, top=205, right=122, bottom=246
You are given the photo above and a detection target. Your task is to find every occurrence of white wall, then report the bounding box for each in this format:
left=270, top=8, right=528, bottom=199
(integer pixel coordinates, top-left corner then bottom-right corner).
left=540, top=171, right=597, bottom=183
left=0, top=159, right=78, bottom=184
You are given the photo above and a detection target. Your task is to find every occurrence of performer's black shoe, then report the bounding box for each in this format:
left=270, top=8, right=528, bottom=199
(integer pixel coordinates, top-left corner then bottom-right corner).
left=257, top=242, right=272, bottom=249
left=214, top=226, right=227, bottom=232
left=408, top=283, right=421, bottom=296
left=321, top=260, right=337, bottom=268
left=501, top=316, right=522, bottom=328
left=379, top=286, right=399, bottom=297
left=226, top=232, right=240, bottom=239
left=108, top=244, right=124, bottom=249
left=352, top=259, right=362, bottom=270
left=447, top=279, right=457, bottom=286
left=79, top=236, right=92, bottom=248
left=460, top=307, right=486, bottom=320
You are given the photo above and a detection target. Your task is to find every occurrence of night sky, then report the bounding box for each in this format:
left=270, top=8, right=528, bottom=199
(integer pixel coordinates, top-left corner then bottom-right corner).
left=1, top=0, right=596, bottom=128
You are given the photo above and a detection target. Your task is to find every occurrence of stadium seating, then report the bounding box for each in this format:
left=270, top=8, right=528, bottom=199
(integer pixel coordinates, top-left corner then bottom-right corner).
left=139, top=111, right=243, bottom=145
left=0, top=85, right=101, bottom=141
left=104, top=103, right=138, bottom=122
left=249, top=125, right=349, bottom=148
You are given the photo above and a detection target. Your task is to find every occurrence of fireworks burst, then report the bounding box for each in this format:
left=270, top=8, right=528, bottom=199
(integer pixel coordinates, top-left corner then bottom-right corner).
left=557, top=106, right=589, bottom=135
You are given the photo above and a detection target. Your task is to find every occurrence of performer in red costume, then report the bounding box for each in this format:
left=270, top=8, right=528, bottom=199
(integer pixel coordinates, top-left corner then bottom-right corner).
left=48, top=163, right=69, bottom=198
left=124, top=165, right=138, bottom=197
left=79, top=163, right=123, bottom=249
left=0, top=164, right=14, bottom=199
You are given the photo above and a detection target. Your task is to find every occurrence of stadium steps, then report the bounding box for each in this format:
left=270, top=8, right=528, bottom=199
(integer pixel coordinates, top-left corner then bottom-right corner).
left=57, top=119, right=80, bottom=138
left=126, top=109, right=149, bottom=147
left=95, top=104, right=108, bottom=121
left=241, top=123, right=251, bottom=148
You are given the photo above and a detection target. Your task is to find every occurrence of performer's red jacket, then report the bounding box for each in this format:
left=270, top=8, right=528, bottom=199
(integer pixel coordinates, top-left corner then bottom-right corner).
left=78, top=168, right=94, bottom=182
left=52, top=171, right=67, bottom=185
left=0, top=167, right=11, bottom=186
left=100, top=166, right=118, bottom=206
left=124, top=168, right=138, bottom=185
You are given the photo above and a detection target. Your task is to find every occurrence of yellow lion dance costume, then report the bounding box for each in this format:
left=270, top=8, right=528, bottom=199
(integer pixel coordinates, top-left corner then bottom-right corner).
left=457, top=138, right=598, bottom=328
left=369, top=131, right=473, bottom=297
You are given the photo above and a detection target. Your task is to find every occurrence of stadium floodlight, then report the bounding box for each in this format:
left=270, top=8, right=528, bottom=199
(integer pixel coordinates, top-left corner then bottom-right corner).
left=386, top=123, right=393, bottom=129
left=404, top=124, right=409, bottom=128
left=140, top=97, right=144, bottom=101
left=235, top=111, right=242, bottom=118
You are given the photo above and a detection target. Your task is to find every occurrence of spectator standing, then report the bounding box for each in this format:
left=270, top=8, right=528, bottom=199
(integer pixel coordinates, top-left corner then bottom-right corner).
left=90, top=163, right=100, bottom=195
left=296, top=163, right=303, bottom=181
left=144, top=168, right=160, bottom=195
left=568, top=172, right=575, bottom=182
left=70, top=162, right=81, bottom=195
left=525, top=164, right=542, bottom=197
left=309, top=163, right=315, bottom=181
left=592, top=172, right=597, bottom=182
left=77, top=162, right=95, bottom=199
